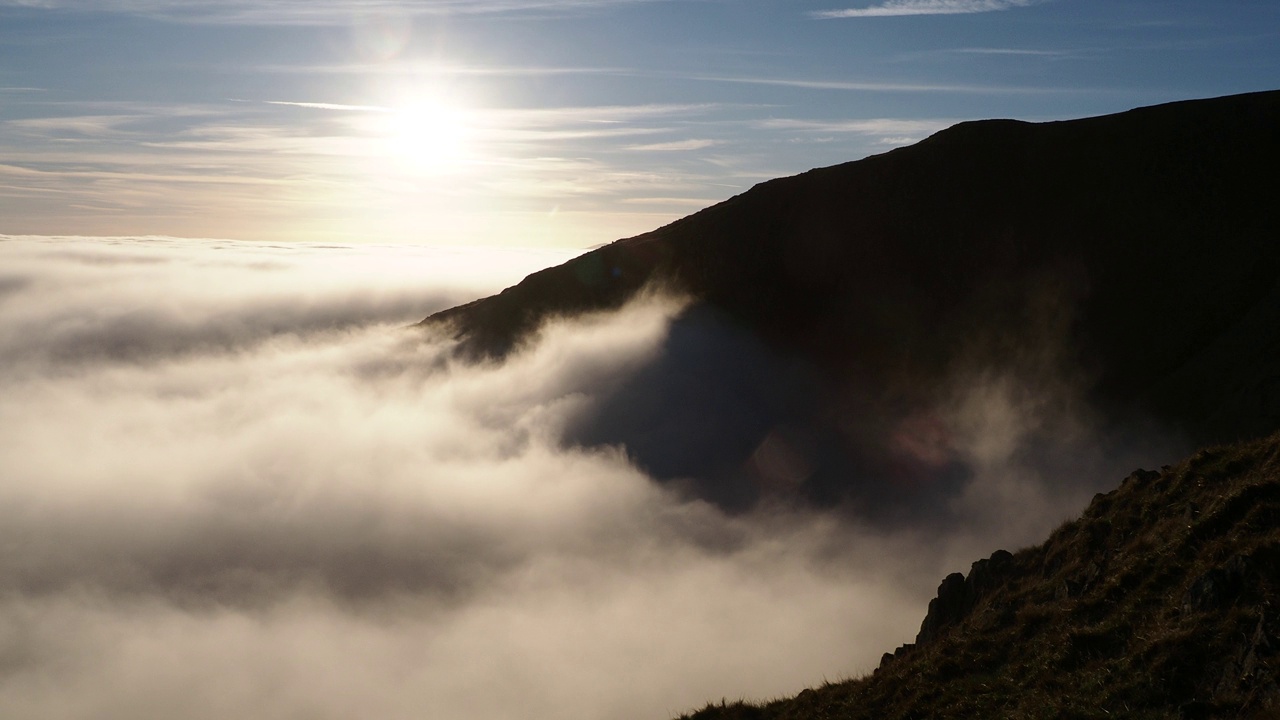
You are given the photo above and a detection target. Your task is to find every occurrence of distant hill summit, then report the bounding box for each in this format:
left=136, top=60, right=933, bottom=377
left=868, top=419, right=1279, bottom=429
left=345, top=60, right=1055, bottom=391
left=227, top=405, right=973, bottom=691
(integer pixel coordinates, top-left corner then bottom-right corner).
left=422, top=90, right=1280, bottom=513
left=677, top=432, right=1280, bottom=719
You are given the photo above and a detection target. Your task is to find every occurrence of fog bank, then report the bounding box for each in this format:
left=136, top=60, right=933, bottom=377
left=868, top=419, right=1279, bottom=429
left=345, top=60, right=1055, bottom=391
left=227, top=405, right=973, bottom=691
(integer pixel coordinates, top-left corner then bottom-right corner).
left=0, top=236, right=1166, bottom=719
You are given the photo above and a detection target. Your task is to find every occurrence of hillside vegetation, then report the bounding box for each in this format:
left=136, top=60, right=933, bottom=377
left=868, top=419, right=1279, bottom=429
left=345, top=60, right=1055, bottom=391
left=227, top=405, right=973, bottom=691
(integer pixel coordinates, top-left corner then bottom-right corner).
left=679, top=433, right=1280, bottom=719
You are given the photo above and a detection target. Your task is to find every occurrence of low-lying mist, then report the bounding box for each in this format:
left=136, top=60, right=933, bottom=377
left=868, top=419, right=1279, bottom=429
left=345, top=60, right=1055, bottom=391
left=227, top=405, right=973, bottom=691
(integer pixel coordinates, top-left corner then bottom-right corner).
left=0, top=236, right=1169, bottom=720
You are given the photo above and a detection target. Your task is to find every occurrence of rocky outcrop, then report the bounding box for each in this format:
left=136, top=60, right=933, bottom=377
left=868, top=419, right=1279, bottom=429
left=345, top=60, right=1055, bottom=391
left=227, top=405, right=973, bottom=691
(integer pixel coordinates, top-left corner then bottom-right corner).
left=879, top=549, right=1016, bottom=667
left=916, top=545, right=1013, bottom=640
left=915, top=572, right=967, bottom=647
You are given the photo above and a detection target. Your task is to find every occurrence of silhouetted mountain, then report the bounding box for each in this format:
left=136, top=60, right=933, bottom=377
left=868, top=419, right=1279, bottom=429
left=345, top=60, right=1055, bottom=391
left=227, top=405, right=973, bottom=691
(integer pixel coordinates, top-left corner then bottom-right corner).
left=676, top=432, right=1280, bottom=718
left=421, top=90, right=1280, bottom=515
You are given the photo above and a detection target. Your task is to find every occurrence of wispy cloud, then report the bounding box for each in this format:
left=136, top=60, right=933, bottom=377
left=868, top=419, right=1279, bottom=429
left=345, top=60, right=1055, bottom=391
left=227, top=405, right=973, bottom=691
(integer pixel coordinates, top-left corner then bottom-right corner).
left=757, top=118, right=953, bottom=136
left=258, top=62, right=632, bottom=78
left=262, top=100, right=392, bottom=113
left=756, top=118, right=956, bottom=147
left=624, top=138, right=720, bottom=152
left=881, top=45, right=1087, bottom=65
left=691, top=74, right=1075, bottom=95
left=619, top=196, right=720, bottom=206
left=813, top=0, right=1041, bottom=20
left=948, top=46, right=1069, bottom=55
left=0, top=99, right=732, bottom=244
left=6, top=114, right=144, bottom=138
left=0, top=0, right=662, bottom=24
left=491, top=102, right=718, bottom=126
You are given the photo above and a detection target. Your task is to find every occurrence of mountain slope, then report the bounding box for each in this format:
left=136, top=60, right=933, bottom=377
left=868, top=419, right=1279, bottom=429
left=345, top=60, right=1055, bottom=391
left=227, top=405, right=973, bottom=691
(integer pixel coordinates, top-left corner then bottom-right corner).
left=678, top=432, right=1280, bottom=719
left=422, top=90, right=1280, bottom=440
left=420, top=90, right=1280, bottom=514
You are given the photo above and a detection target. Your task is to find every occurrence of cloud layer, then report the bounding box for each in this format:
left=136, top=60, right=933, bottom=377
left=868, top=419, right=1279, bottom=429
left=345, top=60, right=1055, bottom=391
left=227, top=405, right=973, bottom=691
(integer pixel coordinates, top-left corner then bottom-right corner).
left=0, top=236, right=1170, bottom=719
left=0, top=236, right=946, bottom=720
left=813, top=0, right=1039, bottom=19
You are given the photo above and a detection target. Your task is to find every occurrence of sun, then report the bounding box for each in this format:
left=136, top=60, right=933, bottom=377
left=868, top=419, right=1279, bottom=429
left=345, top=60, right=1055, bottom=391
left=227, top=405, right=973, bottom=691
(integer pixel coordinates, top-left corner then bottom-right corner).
left=380, top=98, right=474, bottom=175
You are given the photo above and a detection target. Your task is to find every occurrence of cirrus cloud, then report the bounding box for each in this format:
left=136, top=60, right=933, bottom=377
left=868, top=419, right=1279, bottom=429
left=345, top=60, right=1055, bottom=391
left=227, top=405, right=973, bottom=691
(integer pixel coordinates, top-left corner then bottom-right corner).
left=0, top=0, right=668, bottom=24
left=812, top=0, right=1043, bottom=20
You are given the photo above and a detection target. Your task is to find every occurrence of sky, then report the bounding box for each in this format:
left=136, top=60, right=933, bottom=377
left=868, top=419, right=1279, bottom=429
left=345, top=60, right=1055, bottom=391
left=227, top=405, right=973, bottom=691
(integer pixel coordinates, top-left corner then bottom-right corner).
left=1, top=0, right=1278, bottom=248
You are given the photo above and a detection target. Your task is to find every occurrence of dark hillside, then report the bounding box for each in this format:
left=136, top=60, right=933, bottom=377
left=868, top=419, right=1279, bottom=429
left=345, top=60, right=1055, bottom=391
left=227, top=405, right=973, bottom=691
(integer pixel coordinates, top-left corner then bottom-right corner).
left=678, top=432, right=1280, bottom=719
left=421, top=90, right=1280, bottom=514
left=422, top=90, right=1280, bottom=438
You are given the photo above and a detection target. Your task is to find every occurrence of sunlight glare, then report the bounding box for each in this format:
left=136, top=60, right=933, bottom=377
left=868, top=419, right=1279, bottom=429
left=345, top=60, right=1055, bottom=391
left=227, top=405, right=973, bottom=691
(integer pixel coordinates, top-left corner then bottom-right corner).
left=381, top=98, right=475, bottom=175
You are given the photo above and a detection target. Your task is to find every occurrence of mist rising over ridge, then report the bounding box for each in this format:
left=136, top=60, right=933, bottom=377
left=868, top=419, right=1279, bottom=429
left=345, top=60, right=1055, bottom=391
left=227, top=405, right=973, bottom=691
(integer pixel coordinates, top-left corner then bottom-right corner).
left=423, top=90, right=1280, bottom=517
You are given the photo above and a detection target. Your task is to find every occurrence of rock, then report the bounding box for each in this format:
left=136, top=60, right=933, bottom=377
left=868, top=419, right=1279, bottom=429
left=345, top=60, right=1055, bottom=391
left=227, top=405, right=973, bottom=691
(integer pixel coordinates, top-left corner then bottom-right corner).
left=917, top=573, right=967, bottom=645
left=966, top=549, right=1014, bottom=599
left=1123, top=468, right=1161, bottom=487
left=877, top=642, right=916, bottom=671
left=916, top=550, right=1015, bottom=646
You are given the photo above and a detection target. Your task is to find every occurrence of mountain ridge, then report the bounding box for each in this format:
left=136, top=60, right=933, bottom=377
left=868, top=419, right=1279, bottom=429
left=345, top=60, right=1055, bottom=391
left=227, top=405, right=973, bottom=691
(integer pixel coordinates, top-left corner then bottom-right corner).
left=421, top=89, right=1280, bottom=514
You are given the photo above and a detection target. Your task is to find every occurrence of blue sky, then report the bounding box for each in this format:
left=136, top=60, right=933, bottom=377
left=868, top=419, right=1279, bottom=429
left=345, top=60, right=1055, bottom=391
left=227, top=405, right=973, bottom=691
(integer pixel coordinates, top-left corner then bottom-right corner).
left=1, top=0, right=1277, bottom=247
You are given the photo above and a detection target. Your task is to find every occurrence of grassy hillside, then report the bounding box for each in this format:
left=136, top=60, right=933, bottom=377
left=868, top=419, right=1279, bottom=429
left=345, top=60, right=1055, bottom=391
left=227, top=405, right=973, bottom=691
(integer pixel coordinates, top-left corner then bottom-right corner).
left=679, top=433, right=1280, bottom=719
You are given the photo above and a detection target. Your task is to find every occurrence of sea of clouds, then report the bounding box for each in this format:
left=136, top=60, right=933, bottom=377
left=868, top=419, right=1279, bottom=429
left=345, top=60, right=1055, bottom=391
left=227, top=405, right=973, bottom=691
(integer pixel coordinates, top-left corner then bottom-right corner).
left=0, top=235, right=1167, bottom=720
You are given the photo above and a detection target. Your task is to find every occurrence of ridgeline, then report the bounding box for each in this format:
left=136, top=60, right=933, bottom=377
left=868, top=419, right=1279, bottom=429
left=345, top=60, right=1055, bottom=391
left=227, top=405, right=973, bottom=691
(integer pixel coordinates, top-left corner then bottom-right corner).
left=421, top=90, right=1280, bottom=515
